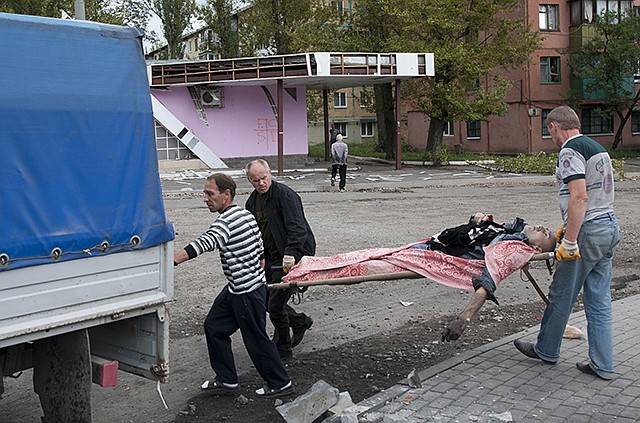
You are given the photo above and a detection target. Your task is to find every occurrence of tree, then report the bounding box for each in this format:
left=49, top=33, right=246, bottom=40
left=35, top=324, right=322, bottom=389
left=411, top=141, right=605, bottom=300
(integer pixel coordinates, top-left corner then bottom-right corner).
left=394, top=0, right=540, bottom=159
left=141, top=0, right=195, bottom=59
left=566, top=10, right=640, bottom=150
left=297, top=0, right=539, bottom=160
left=341, top=0, right=405, bottom=159
left=0, top=0, right=125, bottom=23
left=0, top=0, right=155, bottom=44
left=239, top=0, right=314, bottom=55
left=198, top=0, right=238, bottom=59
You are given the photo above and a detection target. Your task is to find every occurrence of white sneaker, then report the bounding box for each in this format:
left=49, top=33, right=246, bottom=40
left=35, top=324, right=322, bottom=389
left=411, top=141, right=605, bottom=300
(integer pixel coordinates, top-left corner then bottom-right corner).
left=255, top=380, right=294, bottom=397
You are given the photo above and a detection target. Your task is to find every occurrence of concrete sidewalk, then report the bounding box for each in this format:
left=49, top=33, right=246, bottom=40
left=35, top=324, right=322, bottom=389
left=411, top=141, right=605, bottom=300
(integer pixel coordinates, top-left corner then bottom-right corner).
left=338, top=294, right=640, bottom=422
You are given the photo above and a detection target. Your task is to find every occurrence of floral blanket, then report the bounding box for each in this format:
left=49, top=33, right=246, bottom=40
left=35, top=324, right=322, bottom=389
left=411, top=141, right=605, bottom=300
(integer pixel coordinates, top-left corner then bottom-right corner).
left=282, top=240, right=538, bottom=290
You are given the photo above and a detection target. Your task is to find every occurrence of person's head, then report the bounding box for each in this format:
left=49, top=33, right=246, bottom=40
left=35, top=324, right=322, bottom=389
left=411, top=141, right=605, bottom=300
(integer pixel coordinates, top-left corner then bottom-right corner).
left=245, top=159, right=272, bottom=194
left=336, top=134, right=343, bottom=143
left=545, top=106, right=581, bottom=146
left=523, top=225, right=556, bottom=252
left=204, top=173, right=236, bottom=213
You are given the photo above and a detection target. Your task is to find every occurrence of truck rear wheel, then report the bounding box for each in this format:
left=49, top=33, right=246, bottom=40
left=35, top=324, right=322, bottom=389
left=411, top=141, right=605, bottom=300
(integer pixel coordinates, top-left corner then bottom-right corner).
left=33, top=330, right=92, bottom=423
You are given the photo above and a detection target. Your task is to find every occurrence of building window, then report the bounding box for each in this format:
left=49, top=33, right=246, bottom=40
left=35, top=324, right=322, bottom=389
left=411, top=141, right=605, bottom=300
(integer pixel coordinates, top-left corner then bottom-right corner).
left=443, top=121, right=454, bottom=136
left=155, top=121, right=191, bottom=160
left=361, top=121, right=374, bottom=137
left=334, top=91, right=347, bottom=108
left=334, top=122, right=347, bottom=138
left=330, top=0, right=344, bottom=13
left=539, top=4, right=560, bottom=30
left=631, top=110, right=640, bottom=133
left=466, top=121, right=481, bottom=139
left=359, top=90, right=373, bottom=108
left=542, top=109, right=553, bottom=137
left=541, top=56, right=561, bottom=83
left=570, top=0, right=632, bottom=25
left=581, top=109, right=613, bottom=134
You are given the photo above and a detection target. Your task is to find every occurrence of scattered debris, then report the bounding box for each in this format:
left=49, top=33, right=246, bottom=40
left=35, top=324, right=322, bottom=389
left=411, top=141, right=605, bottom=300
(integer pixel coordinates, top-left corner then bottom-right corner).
left=327, top=391, right=354, bottom=416
left=365, top=175, right=405, bottom=182
left=177, top=403, right=196, bottom=416
left=276, top=380, right=339, bottom=423
left=406, top=369, right=422, bottom=388
left=235, top=395, right=250, bottom=405
left=488, top=410, right=513, bottom=422
left=563, top=325, right=584, bottom=339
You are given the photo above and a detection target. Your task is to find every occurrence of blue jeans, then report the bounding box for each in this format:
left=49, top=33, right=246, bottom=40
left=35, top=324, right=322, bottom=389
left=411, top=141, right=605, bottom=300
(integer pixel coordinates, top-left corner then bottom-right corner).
left=535, top=213, right=620, bottom=374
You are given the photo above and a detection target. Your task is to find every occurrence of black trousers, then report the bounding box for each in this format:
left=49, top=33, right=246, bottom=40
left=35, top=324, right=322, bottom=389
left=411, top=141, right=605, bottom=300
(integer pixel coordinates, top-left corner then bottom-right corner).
left=331, top=164, right=347, bottom=189
left=266, top=266, right=309, bottom=356
left=203, top=284, right=290, bottom=389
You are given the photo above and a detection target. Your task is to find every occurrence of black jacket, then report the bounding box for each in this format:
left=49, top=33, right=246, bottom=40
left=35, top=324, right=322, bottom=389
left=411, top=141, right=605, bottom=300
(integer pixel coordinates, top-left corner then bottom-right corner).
left=245, top=180, right=316, bottom=263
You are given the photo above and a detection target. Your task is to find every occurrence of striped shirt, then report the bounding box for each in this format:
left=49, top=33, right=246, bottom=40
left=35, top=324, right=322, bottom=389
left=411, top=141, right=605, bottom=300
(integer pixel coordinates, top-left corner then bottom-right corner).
left=187, top=205, right=266, bottom=294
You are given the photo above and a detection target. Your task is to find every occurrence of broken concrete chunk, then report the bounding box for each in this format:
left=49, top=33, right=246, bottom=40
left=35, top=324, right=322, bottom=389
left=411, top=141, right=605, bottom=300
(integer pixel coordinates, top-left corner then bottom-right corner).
left=276, top=380, right=339, bottom=423
left=328, top=391, right=354, bottom=416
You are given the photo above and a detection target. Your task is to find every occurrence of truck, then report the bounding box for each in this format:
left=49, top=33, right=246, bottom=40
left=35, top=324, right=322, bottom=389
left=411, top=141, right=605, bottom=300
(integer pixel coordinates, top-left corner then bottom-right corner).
left=0, top=13, right=175, bottom=422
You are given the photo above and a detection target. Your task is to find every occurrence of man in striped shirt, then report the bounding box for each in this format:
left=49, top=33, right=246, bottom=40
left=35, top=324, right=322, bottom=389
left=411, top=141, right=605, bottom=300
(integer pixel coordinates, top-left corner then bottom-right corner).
left=174, top=173, right=293, bottom=398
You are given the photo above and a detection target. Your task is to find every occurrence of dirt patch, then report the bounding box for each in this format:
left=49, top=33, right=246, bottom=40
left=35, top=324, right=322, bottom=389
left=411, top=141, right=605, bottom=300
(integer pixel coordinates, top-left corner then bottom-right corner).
left=171, top=274, right=640, bottom=422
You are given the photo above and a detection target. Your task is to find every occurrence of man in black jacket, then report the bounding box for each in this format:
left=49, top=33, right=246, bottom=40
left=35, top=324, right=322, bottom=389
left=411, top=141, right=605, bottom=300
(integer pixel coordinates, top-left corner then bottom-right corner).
left=245, top=159, right=316, bottom=360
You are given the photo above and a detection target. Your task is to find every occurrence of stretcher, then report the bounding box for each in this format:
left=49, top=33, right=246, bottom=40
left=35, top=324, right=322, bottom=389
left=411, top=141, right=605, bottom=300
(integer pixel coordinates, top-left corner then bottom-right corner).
left=269, top=240, right=585, bottom=339
left=270, top=240, right=554, bottom=306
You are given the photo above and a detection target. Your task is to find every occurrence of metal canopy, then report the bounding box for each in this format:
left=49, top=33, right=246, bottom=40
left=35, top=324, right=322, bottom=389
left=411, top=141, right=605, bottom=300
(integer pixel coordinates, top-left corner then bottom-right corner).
left=147, top=52, right=434, bottom=90
left=147, top=52, right=435, bottom=174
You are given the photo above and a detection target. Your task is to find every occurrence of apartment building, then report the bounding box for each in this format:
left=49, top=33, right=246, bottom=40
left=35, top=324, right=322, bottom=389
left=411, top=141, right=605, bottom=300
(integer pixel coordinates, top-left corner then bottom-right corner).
left=307, top=86, right=378, bottom=145
left=407, top=0, right=640, bottom=154
left=147, top=0, right=640, bottom=167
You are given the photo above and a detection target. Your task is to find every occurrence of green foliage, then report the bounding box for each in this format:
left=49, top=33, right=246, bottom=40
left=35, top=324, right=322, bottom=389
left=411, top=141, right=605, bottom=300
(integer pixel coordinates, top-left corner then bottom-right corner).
left=309, top=144, right=634, bottom=178
left=494, top=152, right=557, bottom=175
left=566, top=10, right=640, bottom=150
left=397, top=0, right=542, bottom=155
left=239, top=0, right=315, bottom=55
left=199, top=0, right=238, bottom=59
left=0, top=0, right=136, bottom=25
left=422, top=144, right=449, bottom=166
left=150, top=0, right=195, bottom=59
left=494, top=152, right=627, bottom=177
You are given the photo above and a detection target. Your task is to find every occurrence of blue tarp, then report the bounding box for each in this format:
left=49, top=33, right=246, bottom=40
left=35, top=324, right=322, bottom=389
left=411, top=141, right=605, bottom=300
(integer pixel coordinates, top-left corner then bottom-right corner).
left=0, top=13, right=174, bottom=271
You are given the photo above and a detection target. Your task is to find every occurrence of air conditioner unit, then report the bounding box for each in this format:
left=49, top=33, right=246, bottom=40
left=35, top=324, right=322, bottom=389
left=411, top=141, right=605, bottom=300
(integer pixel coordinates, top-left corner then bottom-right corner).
left=199, top=86, right=222, bottom=107
left=528, top=107, right=541, bottom=117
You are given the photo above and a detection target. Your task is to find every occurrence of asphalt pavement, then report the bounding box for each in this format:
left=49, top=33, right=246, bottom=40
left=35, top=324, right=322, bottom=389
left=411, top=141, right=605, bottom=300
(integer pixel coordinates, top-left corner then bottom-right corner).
left=160, top=158, right=640, bottom=423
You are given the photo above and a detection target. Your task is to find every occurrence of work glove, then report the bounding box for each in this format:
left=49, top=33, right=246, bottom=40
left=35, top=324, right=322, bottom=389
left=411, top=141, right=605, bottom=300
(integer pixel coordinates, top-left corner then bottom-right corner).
left=555, top=225, right=564, bottom=244
left=555, top=239, right=581, bottom=261
left=282, top=255, right=296, bottom=273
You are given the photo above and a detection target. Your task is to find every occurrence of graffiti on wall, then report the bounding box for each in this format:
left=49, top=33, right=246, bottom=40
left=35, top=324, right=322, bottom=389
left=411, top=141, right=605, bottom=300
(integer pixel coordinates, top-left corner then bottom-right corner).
left=253, top=118, right=278, bottom=150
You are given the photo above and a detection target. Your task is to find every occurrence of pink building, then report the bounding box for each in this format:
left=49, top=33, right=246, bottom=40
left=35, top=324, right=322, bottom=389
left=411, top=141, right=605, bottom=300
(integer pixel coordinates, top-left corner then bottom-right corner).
left=148, top=52, right=434, bottom=170
left=408, top=0, right=640, bottom=154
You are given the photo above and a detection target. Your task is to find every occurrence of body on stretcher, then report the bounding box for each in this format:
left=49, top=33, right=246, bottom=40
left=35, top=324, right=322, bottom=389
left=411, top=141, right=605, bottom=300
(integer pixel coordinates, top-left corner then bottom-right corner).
left=269, top=244, right=583, bottom=340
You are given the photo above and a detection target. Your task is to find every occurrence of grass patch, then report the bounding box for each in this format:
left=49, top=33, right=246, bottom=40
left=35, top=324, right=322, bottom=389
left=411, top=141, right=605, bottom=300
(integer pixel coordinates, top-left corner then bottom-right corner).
left=309, top=142, right=637, bottom=176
